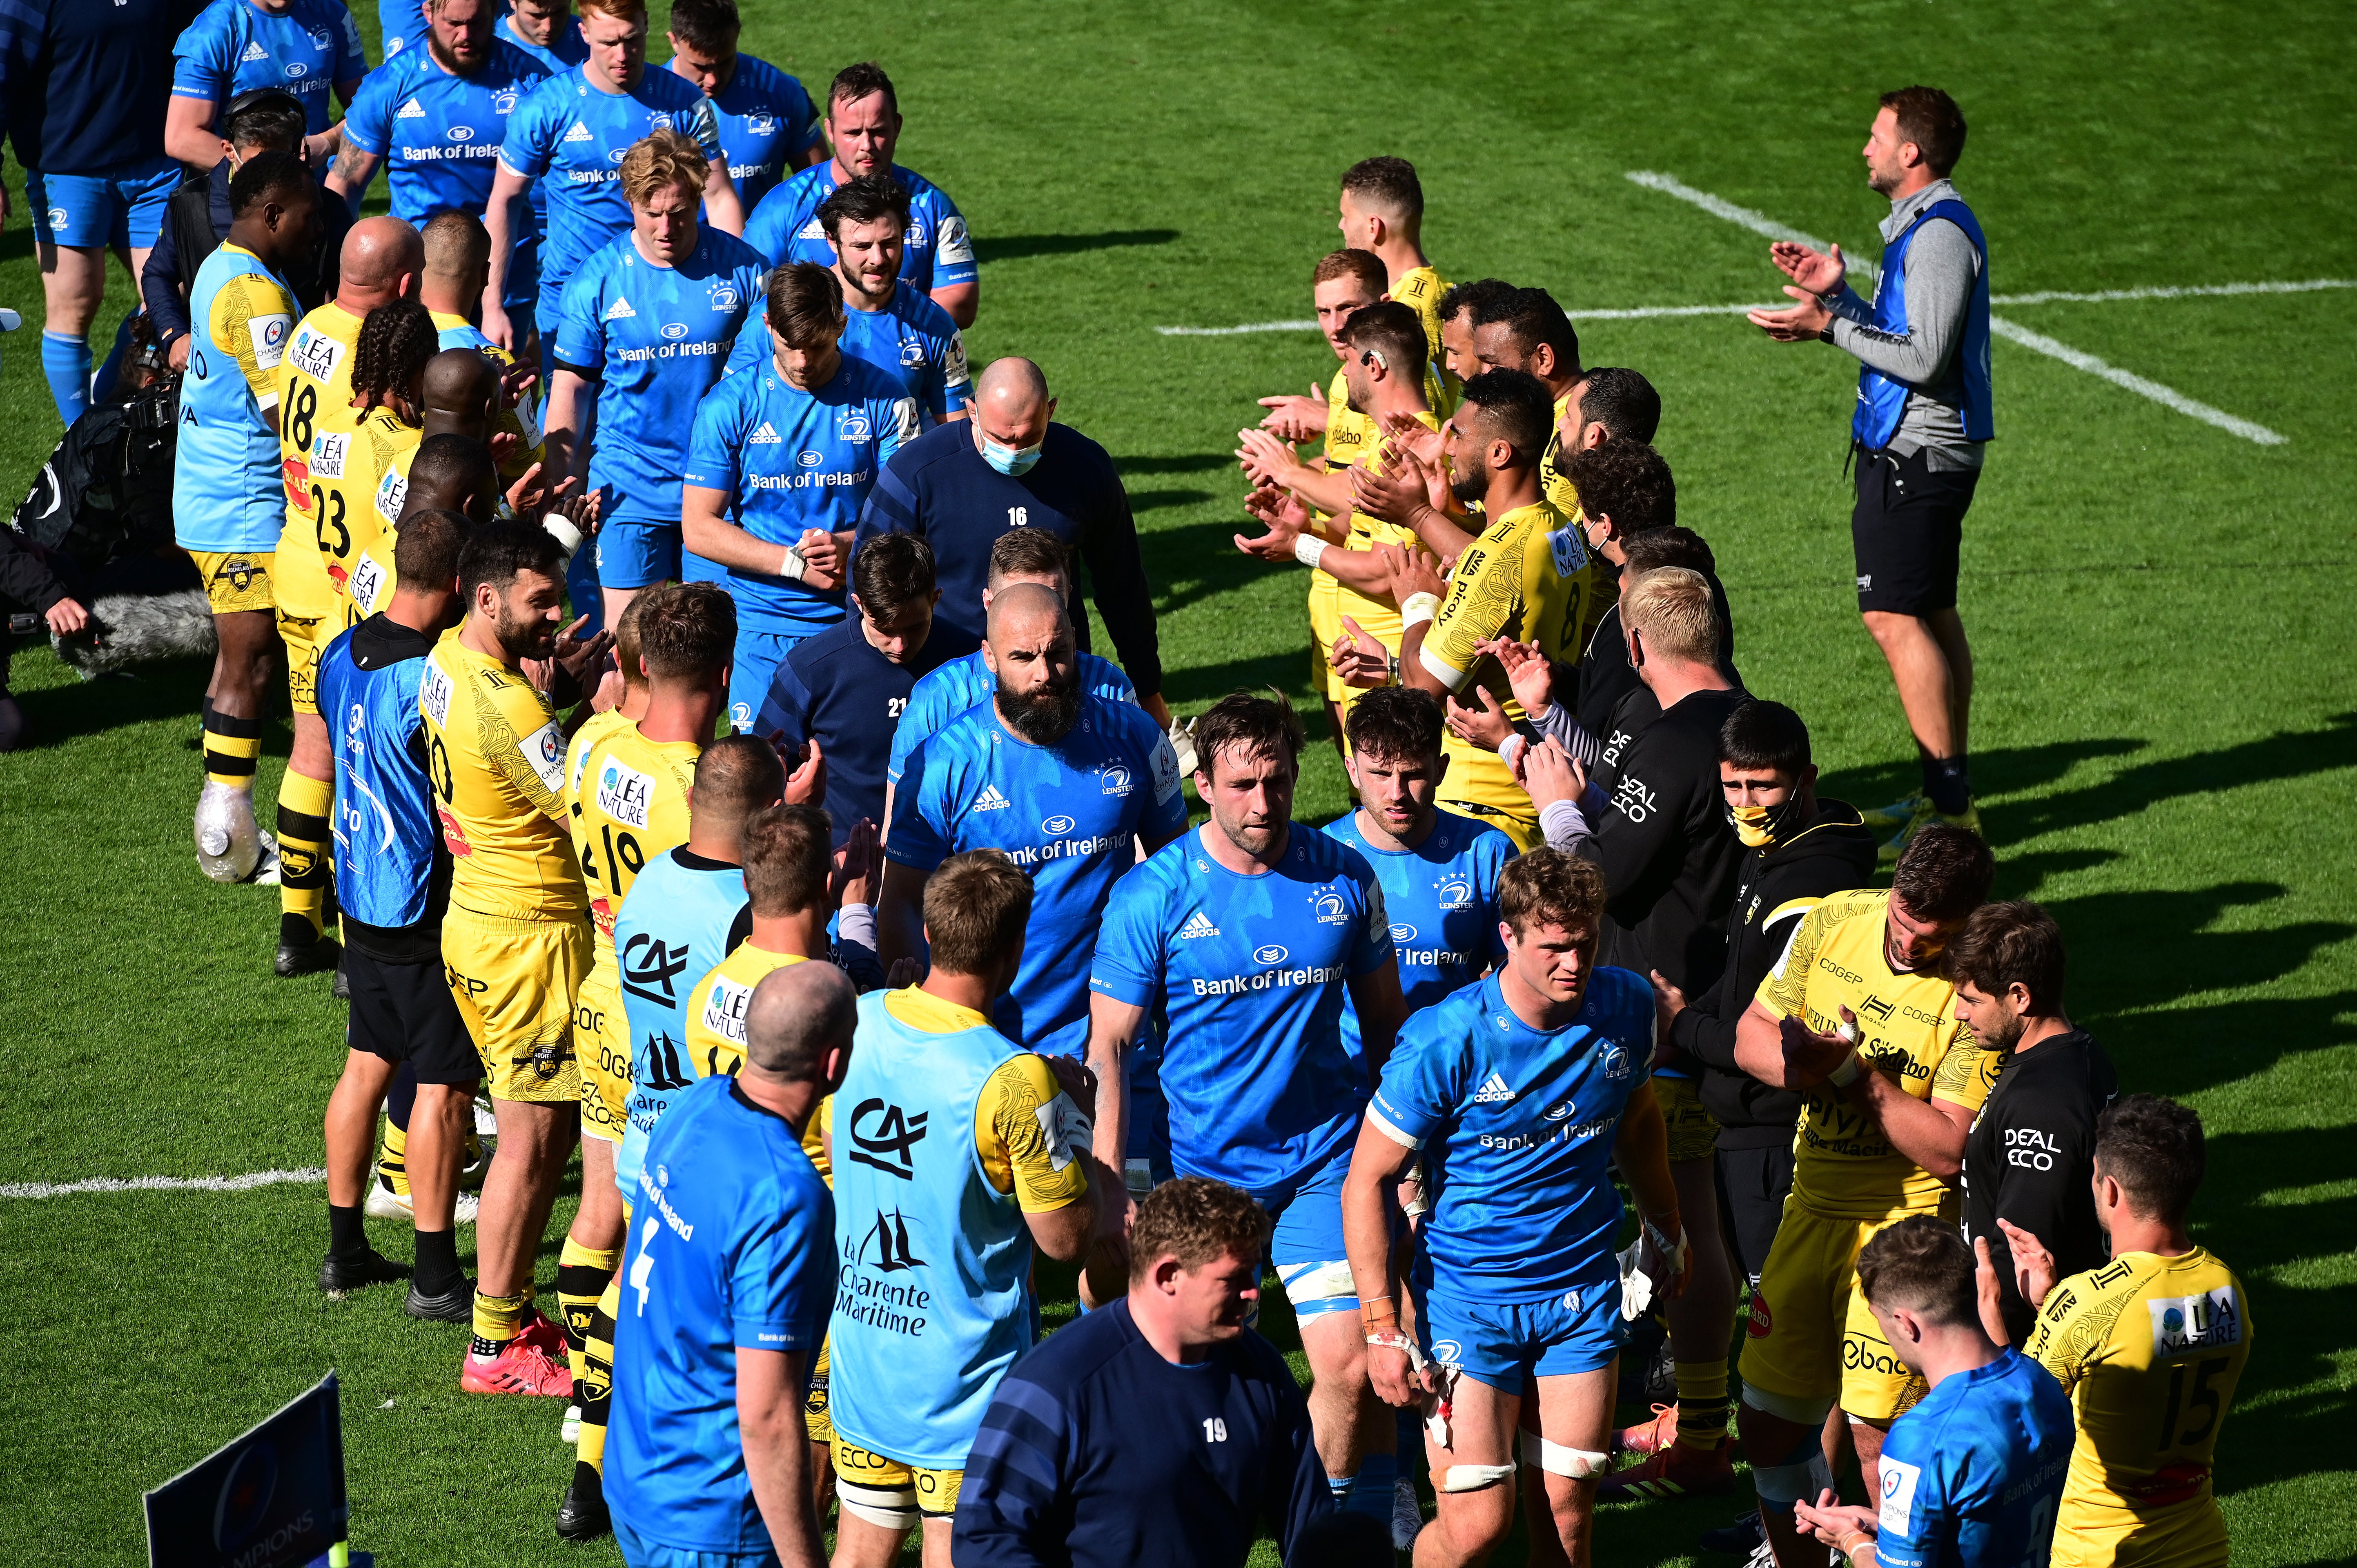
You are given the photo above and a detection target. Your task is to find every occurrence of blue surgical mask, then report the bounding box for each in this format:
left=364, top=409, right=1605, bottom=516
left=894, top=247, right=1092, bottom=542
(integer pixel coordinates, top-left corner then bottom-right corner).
left=981, top=436, right=1044, bottom=476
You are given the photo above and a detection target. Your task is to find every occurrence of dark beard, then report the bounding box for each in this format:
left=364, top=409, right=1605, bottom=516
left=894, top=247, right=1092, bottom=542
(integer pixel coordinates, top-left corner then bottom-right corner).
left=997, top=673, right=1081, bottom=744
left=1449, top=467, right=1488, bottom=507
left=492, top=606, right=553, bottom=663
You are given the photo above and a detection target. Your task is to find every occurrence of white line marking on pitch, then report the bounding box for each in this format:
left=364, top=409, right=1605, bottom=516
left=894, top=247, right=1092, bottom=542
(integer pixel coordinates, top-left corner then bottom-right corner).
left=1623, top=169, right=2292, bottom=447
left=0, top=1167, right=327, bottom=1200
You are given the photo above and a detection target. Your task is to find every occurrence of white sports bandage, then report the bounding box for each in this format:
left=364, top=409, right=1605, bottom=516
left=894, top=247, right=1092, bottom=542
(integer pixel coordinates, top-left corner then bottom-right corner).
left=1519, top=1430, right=1609, bottom=1479
left=1617, top=1239, right=1655, bottom=1322
left=1742, top=1383, right=1836, bottom=1425
left=1751, top=1459, right=1820, bottom=1506
left=1277, top=1258, right=1359, bottom=1314
left=1293, top=535, right=1329, bottom=570
left=779, top=544, right=810, bottom=582
left=542, top=512, right=584, bottom=559
left=1400, top=590, right=1441, bottom=628
left=837, top=1482, right=918, bottom=1532
left=1828, top=1051, right=1863, bottom=1087
left=1441, top=1464, right=1517, bottom=1493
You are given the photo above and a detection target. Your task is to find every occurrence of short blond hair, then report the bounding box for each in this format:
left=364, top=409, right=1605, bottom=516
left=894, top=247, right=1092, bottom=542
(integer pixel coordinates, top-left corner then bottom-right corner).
left=619, top=127, right=708, bottom=208
left=1623, top=566, right=1719, bottom=666
left=576, top=0, right=648, bottom=22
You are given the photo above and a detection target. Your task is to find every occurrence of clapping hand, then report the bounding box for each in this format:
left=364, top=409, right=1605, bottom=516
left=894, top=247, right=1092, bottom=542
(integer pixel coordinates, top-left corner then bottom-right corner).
left=1331, top=616, right=1391, bottom=689
left=1770, top=240, right=1847, bottom=295
left=1235, top=485, right=1313, bottom=562
left=832, top=816, right=881, bottom=908
left=1521, top=737, right=1586, bottom=811
left=1483, top=637, right=1556, bottom=718
left=1234, top=426, right=1310, bottom=490
left=1256, top=383, right=1328, bottom=443
left=1444, top=686, right=1514, bottom=752
left=783, top=737, right=826, bottom=806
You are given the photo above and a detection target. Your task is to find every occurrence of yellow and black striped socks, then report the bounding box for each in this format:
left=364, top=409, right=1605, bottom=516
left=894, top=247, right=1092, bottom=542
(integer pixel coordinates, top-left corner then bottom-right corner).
left=556, top=1237, right=621, bottom=1372
left=1673, top=1358, right=1731, bottom=1452
left=574, top=1274, right=623, bottom=1475
left=276, top=768, right=334, bottom=948
left=203, top=708, right=263, bottom=790
left=376, top=1117, right=409, bottom=1200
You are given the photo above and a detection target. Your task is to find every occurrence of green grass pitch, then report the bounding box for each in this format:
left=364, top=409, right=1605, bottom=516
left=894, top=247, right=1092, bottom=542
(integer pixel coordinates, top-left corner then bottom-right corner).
left=1, top=1, right=2352, bottom=1562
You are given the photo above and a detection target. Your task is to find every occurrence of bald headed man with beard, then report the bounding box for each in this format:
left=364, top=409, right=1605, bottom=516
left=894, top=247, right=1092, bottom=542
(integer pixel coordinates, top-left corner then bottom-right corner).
left=853, top=357, right=1173, bottom=734
left=880, top=582, right=1187, bottom=1063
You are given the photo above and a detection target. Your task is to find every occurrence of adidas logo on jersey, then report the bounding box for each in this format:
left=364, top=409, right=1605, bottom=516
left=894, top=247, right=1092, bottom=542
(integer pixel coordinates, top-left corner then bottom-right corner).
left=747, top=421, right=780, bottom=444
left=240, top=41, right=268, bottom=62
left=397, top=97, right=426, bottom=119
left=563, top=120, right=594, bottom=143
left=1473, top=1072, right=1516, bottom=1104
left=605, top=296, right=636, bottom=320
left=972, top=785, right=1011, bottom=812
left=1179, top=911, right=1221, bottom=940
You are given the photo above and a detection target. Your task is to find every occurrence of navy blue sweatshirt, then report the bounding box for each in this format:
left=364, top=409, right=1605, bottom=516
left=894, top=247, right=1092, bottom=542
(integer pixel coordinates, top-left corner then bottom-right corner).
left=851, top=420, right=1163, bottom=699
left=953, top=1297, right=1331, bottom=1568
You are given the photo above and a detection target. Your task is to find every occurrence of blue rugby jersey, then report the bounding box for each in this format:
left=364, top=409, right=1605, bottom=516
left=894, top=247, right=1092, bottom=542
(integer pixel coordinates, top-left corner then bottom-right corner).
left=890, top=695, right=1185, bottom=1059
left=1321, top=808, right=1513, bottom=1064
left=608, top=1075, right=835, bottom=1552
left=744, top=158, right=975, bottom=294
left=1370, top=969, right=1655, bottom=1301
left=552, top=226, right=769, bottom=527
left=1089, top=826, right=1394, bottom=1199
left=172, top=0, right=365, bottom=136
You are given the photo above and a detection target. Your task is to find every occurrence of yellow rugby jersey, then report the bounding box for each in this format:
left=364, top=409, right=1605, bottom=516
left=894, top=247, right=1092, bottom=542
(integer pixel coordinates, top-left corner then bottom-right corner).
left=1389, top=263, right=1455, bottom=403
left=2027, top=1249, right=2251, bottom=1568
left=419, top=630, right=586, bottom=921
left=1756, top=889, right=2000, bottom=1218
left=685, top=943, right=807, bottom=1081
left=1335, top=408, right=1445, bottom=658
left=278, top=303, right=365, bottom=481
left=573, top=723, right=701, bottom=955
left=282, top=401, right=419, bottom=625
left=428, top=308, right=546, bottom=484
left=566, top=708, right=633, bottom=809
left=344, top=439, right=428, bottom=619
left=1418, top=499, right=1593, bottom=816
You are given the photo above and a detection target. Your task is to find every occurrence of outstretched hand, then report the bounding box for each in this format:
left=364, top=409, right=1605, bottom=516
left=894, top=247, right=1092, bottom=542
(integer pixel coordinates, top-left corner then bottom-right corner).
left=1770, top=239, right=1847, bottom=295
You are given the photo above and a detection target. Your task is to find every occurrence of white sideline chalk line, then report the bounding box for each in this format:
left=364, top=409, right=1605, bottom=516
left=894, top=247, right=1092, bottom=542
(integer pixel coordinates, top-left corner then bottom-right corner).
left=1152, top=279, right=2357, bottom=336
left=0, top=1167, right=327, bottom=1200
left=1623, top=169, right=2290, bottom=447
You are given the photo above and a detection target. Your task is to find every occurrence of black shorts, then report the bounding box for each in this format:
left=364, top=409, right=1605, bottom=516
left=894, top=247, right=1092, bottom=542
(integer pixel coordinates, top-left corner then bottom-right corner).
left=1851, top=445, right=1979, bottom=615
left=346, top=945, right=481, bottom=1086
left=1715, top=1141, right=1796, bottom=1286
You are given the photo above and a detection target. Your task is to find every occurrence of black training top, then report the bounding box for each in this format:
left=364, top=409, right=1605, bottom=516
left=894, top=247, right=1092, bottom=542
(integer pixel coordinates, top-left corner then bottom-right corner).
left=1588, top=683, right=1751, bottom=994
left=1962, top=1028, right=2120, bottom=1344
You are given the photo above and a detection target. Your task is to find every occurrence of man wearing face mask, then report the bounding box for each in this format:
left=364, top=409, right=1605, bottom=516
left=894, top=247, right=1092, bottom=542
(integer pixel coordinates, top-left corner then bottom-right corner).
left=1622, top=701, right=1873, bottom=1507
left=852, top=356, right=1172, bottom=734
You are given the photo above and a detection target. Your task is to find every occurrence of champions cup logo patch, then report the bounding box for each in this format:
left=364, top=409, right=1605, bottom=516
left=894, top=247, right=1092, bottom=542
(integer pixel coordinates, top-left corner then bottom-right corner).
left=525, top=721, right=568, bottom=792
left=212, top=1440, right=278, bottom=1549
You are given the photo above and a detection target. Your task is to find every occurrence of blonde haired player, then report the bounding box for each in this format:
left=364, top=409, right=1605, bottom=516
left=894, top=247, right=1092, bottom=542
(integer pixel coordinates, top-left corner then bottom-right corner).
left=421, top=520, right=610, bottom=1398
left=1723, top=822, right=2000, bottom=1568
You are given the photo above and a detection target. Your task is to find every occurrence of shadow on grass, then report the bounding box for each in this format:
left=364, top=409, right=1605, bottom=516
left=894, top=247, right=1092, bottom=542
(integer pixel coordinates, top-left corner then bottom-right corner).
left=8, top=653, right=214, bottom=751
left=973, top=228, right=1179, bottom=265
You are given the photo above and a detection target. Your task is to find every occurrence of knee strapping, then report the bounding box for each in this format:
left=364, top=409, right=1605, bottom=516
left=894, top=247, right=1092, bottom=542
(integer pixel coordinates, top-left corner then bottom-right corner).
left=1276, top=1258, right=1360, bottom=1315
left=838, top=1483, right=918, bottom=1532
left=1440, top=1463, right=1517, bottom=1493
left=1750, top=1459, right=1820, bottom=1506
left=1518, top=1430, right=1609, bottom=1480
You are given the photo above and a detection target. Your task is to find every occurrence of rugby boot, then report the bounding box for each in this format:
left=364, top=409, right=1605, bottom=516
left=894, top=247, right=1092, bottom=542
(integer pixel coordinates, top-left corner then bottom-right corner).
left=1598, top=1435, right=1736, bottom=1500
left=276, top=926, right=341, bottom=979
left=1858, top=790, right=1923, bottom=832
left=460, top=1336, right=575, bottom=1397
left=365, top=1181, right=480, bottom=1225
left=405, top=1281, right=474, bottom=1324
left=554, top=1462, right=610, bottom=1541
left=517, top=1307, right=569, bottom=1357
left=1613, top=1402, right=1679, bottom=1456
left=1878, top=799, right=1982, bottom=866
left=319, top=1245, right=409, bottom=1293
